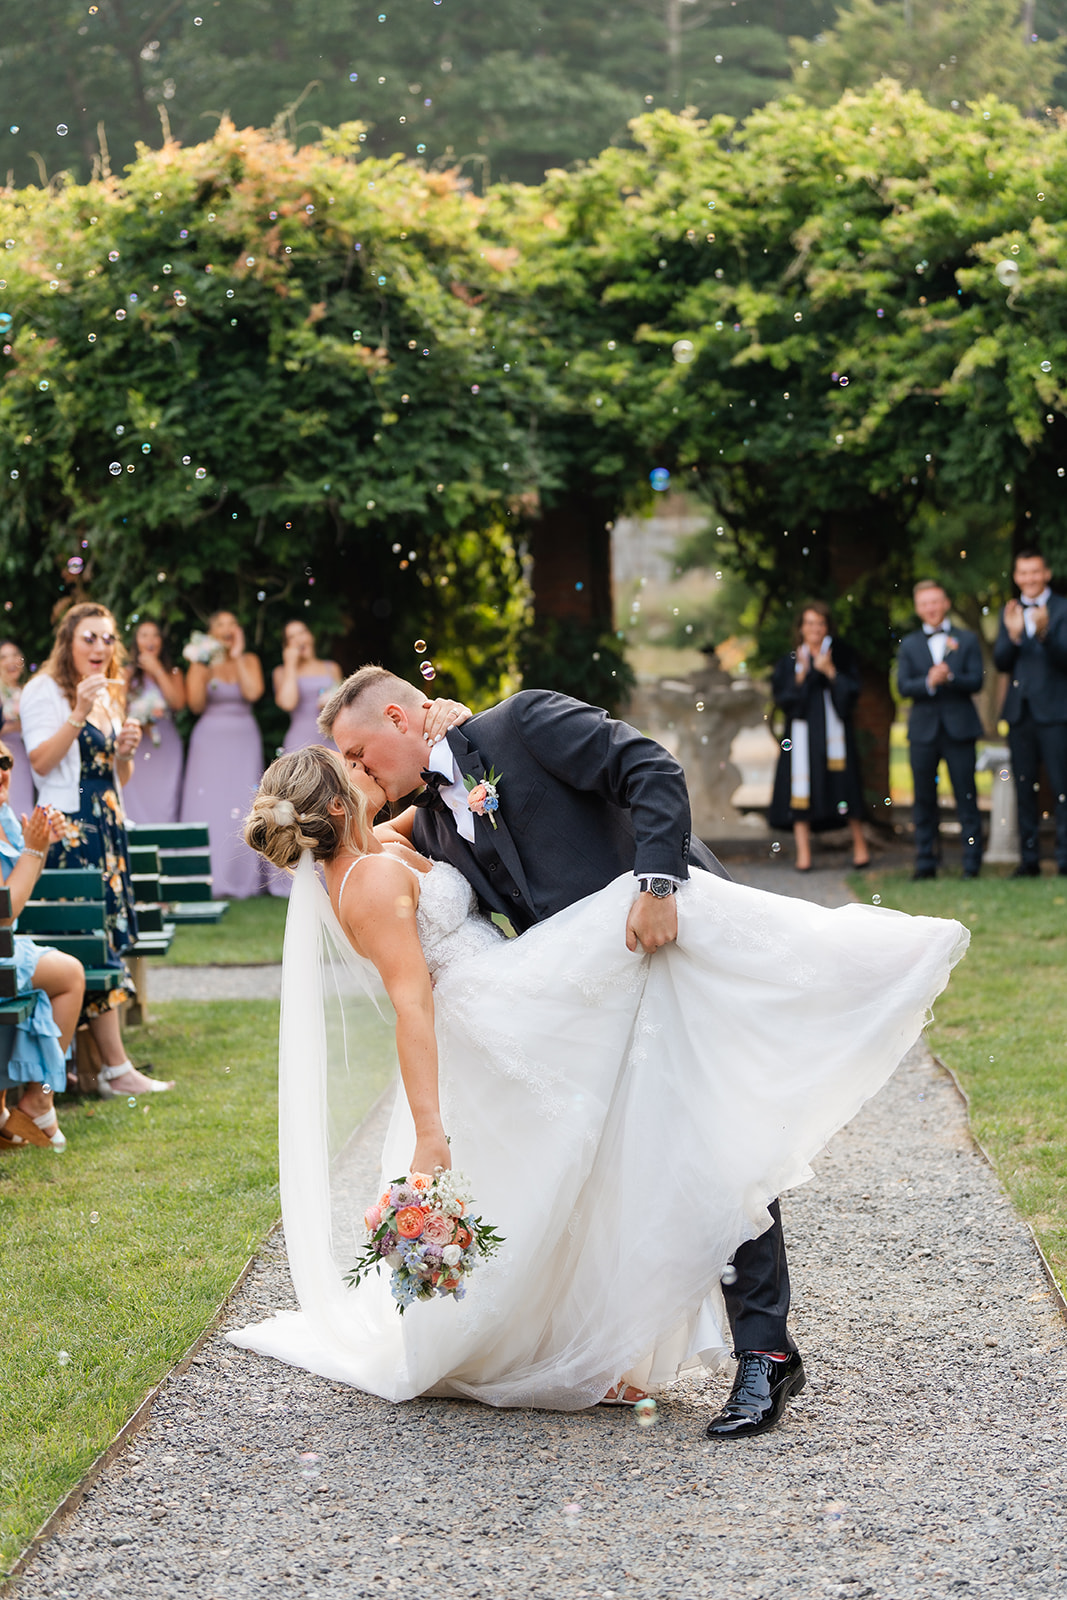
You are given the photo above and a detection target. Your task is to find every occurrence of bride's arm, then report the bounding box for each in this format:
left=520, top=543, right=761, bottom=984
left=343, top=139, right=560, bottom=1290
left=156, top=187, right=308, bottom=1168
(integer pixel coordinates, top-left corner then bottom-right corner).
left=374, top=806, right=417, bottom=843
left=340, top=858, right=451, bottom=1174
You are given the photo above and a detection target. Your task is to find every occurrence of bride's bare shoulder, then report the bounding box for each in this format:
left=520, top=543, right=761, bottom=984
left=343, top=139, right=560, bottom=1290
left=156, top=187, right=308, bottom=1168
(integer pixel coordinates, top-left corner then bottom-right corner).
left=328, top=852, right=421, bottom=929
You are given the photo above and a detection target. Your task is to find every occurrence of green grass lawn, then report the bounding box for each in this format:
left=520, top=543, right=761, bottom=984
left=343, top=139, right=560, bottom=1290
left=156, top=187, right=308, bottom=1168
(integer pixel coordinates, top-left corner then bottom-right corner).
left=154, top=895, right=288, bottom=966
left=851, top=869, right=1067, bottom=1295
left=0, top=996, right=395, bottom=1574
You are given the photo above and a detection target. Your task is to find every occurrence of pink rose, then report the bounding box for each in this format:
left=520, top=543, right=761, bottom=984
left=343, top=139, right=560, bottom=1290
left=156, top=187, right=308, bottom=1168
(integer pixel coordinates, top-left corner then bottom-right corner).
left=422, top=1212, right=456, bottom=1246
left=467, top=783, right=489, bottom=816
left=364, top=1203, right=382, bottom=1233
left=945, top=636, right=959, bottom=652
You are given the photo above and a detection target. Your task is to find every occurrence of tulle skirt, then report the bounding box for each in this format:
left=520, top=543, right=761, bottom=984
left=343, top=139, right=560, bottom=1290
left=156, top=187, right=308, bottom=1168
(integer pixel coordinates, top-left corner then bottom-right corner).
left=228, top=870, right=967, bottom=1409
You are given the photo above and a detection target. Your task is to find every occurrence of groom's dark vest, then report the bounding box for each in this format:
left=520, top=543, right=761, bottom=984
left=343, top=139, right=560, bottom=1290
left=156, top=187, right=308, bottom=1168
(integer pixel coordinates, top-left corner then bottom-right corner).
left=410, top=690, right=728, bottom=933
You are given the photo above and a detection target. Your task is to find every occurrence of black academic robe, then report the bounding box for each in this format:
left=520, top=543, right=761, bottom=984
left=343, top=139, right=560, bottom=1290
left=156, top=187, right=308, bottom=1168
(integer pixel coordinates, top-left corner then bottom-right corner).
left=768, top=642, right=866, bottom=831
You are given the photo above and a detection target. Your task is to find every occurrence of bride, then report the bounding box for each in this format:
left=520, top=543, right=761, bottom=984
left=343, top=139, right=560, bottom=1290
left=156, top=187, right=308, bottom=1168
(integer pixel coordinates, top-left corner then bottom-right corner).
left=227, top=741, right=967, bottom=1412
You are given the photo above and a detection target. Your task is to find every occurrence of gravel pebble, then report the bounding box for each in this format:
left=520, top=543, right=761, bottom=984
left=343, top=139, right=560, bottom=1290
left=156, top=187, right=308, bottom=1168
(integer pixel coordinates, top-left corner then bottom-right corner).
left=21, top=873, right=1066, bottom=1599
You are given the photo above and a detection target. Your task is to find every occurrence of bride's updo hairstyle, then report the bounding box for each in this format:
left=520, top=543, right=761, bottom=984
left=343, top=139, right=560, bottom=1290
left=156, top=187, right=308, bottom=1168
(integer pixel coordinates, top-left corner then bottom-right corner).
left=244, top=745, right=369, bottom=871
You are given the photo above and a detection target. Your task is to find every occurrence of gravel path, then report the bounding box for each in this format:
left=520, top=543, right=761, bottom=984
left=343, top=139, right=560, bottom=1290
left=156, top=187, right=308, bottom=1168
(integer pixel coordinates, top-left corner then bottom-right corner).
left=18, top=876, right=1067, bottom=1599
left=146, top=966, right=283, bottom=1002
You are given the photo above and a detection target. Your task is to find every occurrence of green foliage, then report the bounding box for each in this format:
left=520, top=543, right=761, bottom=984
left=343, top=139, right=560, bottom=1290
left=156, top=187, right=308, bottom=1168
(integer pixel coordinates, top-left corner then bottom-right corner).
left=516, top=618, right=636, bottom=715
left=487, top=85, right=1067, bottom=685
left=792, top=0, right=1066, bottom=114
left=0, top=121, right=530, bottom=698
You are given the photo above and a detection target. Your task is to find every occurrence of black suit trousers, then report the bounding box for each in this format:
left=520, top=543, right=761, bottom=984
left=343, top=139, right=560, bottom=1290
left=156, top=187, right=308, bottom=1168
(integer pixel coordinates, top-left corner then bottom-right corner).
left=909, top=737, right=983, bottom=872
left=721, top=1200, right=795, bottom=1354
left=1008, top=711, right=1067, bottom=869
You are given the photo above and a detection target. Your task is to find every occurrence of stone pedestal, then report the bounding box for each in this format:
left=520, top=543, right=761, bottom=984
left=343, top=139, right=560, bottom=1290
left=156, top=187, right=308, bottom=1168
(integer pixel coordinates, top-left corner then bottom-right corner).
left=625, top=655, right=771, bottom=840
left=977, top=745, right=1019, bottom=864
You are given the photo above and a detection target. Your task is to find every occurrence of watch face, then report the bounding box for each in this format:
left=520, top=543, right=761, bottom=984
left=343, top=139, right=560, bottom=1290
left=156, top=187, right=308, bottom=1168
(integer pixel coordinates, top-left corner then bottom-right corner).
left=649, top=877, right=673, bottom=897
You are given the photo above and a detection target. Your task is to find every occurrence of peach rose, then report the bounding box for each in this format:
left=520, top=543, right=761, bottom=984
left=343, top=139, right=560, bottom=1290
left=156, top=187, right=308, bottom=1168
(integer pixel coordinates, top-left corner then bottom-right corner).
left=379, top=1191, right=391, bottom=1210
left=422, top=1213, right=456, bottom=1246
left=395, top=1206, right=427, bottom=1239
left=410, top=1173, right=431, bottom=1192
left=455, top=1224, right=472, bottom=1249
left=467, top=783, right=489, bottom=816
left=364, top=1203, right=382, bottom=1233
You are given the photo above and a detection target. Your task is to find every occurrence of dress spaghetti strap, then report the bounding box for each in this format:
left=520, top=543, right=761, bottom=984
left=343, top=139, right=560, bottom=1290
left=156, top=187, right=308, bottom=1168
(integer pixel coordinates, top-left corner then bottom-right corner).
left=337, top=848, right=427, bottom=906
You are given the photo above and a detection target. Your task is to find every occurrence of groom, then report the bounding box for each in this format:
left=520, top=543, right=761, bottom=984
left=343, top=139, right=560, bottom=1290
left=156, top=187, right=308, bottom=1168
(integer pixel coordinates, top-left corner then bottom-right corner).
left=320, top=667, right=806, bottom=1438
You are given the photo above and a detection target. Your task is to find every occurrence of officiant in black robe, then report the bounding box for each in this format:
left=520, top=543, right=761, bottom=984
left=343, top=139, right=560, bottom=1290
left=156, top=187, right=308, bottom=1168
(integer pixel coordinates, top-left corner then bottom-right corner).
left=768, top=600, right=869, bottom=871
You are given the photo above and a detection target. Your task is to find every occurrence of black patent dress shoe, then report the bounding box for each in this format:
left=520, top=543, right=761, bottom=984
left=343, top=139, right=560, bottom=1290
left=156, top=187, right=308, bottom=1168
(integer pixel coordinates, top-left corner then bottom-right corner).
left=704, top=1351, right=806, bottom=1440
left=1011, top=864, right=1041, bottom=878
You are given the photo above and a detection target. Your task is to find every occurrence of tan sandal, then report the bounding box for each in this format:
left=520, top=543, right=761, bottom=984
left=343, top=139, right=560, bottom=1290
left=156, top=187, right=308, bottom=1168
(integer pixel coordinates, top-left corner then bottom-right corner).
left=4, top=1104, right=65, bottom=1151
left=0, top=1107, right=28, bottom=1153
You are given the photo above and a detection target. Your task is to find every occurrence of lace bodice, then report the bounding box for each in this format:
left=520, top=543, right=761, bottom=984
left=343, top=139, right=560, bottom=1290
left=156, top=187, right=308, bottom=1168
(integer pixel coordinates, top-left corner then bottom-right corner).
left=390, top=852, right=504, bottom=981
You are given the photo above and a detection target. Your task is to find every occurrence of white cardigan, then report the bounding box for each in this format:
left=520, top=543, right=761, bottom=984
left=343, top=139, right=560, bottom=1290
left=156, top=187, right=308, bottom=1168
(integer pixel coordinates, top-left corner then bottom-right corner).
left=19, top=673, right=123, bottom=813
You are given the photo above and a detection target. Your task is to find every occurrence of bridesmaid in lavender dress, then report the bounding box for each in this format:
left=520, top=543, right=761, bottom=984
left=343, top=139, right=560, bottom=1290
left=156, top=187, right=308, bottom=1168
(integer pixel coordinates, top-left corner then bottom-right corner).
left=268, top=620, right=341, bottom=896
left=121, top=621, right=187, bottom=824
left=179, top=611, right=265, bottom=899
left=0, top=640, right=36, bottom=819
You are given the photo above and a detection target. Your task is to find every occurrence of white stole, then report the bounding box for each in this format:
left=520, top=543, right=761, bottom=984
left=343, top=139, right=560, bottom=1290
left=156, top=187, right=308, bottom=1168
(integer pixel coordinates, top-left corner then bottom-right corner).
left=790, top=638, right=847, bottom=809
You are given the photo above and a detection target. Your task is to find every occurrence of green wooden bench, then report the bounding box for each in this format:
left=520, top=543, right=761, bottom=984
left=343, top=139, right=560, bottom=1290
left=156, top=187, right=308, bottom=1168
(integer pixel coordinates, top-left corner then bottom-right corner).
left=126, top=823, right=229, bottom=926
left=0, top=891, right=32, bottom=1026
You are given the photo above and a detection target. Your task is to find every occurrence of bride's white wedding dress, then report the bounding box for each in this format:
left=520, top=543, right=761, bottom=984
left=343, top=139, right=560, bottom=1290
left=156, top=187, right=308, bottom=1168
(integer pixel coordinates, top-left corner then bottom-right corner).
left=227, top=852, right=967, bottom=1409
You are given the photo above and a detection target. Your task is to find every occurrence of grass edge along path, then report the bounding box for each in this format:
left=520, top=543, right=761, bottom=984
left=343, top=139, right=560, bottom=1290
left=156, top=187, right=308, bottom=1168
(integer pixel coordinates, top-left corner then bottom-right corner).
left=148, top=896, right=288, bottom=967
left=0, top=995, right=396, bottom=1575
left=851, top=870, right=1067, bottom=1301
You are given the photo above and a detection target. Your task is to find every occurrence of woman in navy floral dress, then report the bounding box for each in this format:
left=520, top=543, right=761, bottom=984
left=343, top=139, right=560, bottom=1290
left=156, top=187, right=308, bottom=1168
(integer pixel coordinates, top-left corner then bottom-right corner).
left=20, top=604, right=175, bottom=1099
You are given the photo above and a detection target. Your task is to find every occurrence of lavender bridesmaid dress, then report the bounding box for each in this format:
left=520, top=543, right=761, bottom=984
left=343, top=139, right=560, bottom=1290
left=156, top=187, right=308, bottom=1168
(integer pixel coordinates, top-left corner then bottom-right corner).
left=122, top=713, right=184, bottom=824
left=4, top=731, right=37, bottom=819
left=268, top=673, right=336, bottom=898
left=180, top=678, right=264, bottom=899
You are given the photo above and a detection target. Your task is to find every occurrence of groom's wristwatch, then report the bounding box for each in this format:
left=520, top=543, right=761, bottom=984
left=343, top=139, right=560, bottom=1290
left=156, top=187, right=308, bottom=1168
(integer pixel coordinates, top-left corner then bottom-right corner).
left=638, top=876, right=676, bottom=898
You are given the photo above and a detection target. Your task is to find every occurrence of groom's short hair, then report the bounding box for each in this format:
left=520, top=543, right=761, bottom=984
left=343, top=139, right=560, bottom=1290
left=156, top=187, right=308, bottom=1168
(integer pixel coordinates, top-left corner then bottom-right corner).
left=317, top=665, right=421, bottom=741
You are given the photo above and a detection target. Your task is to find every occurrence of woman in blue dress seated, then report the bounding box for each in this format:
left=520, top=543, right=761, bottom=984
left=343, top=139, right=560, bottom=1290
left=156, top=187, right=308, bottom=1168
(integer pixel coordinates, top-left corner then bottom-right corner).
left=0, top=740, right=85, bottom=1152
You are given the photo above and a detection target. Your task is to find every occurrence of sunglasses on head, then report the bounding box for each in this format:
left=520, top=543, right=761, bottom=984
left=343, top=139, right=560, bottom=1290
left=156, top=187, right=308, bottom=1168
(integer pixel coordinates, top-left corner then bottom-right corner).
left=78, top=630, right=116, bottom=648
left=0, top=754, right=13, bottom=771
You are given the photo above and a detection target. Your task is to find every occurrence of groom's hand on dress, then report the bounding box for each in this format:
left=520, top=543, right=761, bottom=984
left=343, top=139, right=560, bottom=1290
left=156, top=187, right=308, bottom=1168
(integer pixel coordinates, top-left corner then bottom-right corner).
left=626, top=893, right=678, bottom=953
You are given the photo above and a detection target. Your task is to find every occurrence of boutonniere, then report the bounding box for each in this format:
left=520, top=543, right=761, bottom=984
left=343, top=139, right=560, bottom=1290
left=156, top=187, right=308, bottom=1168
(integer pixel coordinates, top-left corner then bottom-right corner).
left=464, top=768, right=502, bottom=829
left=944, top=635, right=959, bottom=653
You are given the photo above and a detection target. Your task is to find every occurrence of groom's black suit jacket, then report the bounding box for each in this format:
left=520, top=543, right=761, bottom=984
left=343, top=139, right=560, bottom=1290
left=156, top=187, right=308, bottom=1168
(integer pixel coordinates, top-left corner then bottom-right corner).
left=409, top=690, right=729, bottom=932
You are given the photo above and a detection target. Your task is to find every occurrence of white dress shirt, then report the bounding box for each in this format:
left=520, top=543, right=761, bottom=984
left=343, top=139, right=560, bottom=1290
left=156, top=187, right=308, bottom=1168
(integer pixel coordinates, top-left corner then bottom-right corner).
left=426, top=737, right=476, bottom=843
left=1021, top=587, right=1052, bottom=637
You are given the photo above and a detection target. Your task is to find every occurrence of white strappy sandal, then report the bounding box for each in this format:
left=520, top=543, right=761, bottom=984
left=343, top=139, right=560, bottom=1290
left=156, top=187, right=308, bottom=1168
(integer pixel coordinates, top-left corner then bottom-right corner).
left=97, top=1062, right=175, bottom=1098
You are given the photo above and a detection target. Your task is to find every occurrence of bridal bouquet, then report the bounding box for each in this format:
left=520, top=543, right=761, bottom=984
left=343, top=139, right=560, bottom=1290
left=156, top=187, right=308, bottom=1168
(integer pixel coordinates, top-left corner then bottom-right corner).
left=182, top=629, right=226, bottom=667
left=346, top=1169, right=503, bottom=1314
left=127, top=683, right=168, bottom=746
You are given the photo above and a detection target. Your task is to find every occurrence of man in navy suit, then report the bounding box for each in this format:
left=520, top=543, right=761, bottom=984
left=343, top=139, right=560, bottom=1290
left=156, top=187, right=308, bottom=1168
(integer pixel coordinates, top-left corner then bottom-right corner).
left=323, top=667, right=806, bottom=1439
left=993, top=550, right=1067, bottom=877
left=897, top=580, right=985, bottom=880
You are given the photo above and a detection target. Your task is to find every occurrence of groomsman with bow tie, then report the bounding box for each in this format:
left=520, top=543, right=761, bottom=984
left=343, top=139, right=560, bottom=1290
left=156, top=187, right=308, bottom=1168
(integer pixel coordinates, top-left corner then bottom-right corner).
left=897, top=580, right=985, bottom=880
left=993, top=549, right=1067, bottom=877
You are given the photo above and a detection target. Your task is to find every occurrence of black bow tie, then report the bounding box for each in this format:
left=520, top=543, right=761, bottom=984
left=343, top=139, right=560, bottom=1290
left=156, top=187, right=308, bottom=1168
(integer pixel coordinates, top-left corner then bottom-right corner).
left=1021, top=598, right=1042, bottom=607
left=412, top=769, right=449, bottom=813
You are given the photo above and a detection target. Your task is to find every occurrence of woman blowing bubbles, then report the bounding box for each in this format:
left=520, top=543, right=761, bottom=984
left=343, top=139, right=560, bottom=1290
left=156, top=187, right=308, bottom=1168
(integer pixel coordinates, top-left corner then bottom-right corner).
left=20, top=603, right=174, bottom=1099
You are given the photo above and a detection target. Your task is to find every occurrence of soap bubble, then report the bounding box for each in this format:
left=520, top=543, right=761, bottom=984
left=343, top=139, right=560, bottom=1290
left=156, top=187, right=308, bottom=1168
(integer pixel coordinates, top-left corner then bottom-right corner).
left=420, top=662, right=436, bottom=681
left=770, top=841, right=781, bottom=854
left=127, top=1096, right=137, bottom=1108
left=142, top=443, right=151, bottom=454
left=0, top=314, right=11, bottom=331
left=57, top=124, right=69, bottom=136
left=672, top=339, right=695, bottom=364
left=195, top=466, right=207, bottom=479
left=115, top=309, right=126, bottom=320
left=8, top=470, right=17, bottom=480
left=995, top=260, right=1019, bottom=288
left=89, top=1210, right=99, bottom=1224
left=633, top=1397, right=658, bottom=1428
left=67, top=556, right=84, bottom=574
left=1040, top=360, right=1052, bottom=373
left=872, top=894, right=881, bottom=905
left=650, top=467, right=671, bottom=492
left=109, top=462, right=121, bottom=475
left=721, top=1264, right=738, bottom=1285
left=781, top=738, right=792, bottom=751
left=38, top=379, right=49, bottom=391
left=87, top=333, right=96, bottom=343
left=58, top=1349, right=71, bottom=1365
left=414, top=639, right=427, bottom=653
left=162, top=263, right=171, bottom=274
left=838, top=800, right=849, bottom=813
left=108, top=250, right=119, bottom=263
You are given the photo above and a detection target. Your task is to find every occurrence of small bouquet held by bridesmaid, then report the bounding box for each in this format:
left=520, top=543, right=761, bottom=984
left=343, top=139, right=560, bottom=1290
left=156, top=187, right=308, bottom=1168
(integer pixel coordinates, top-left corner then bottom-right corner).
left=347, top=1170, right=503, bottom=1314
left=182, top=629, right=227, bottom=667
